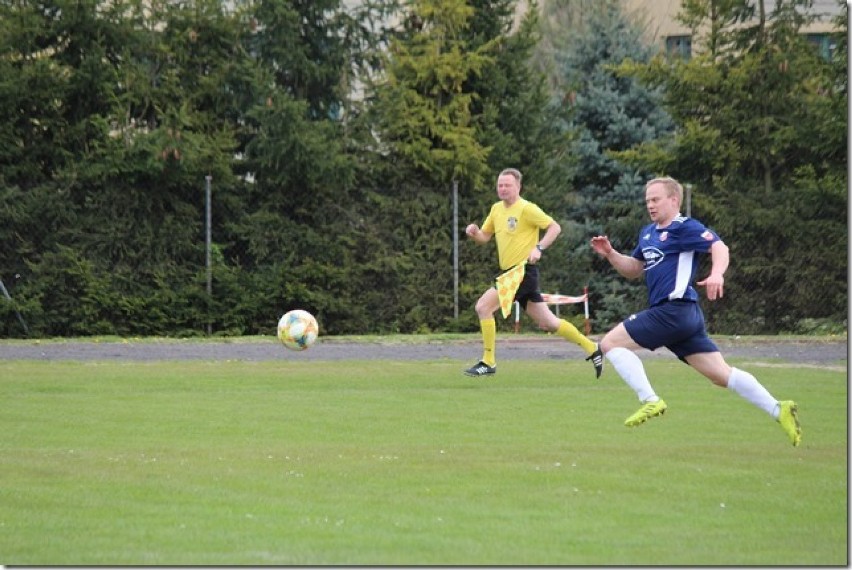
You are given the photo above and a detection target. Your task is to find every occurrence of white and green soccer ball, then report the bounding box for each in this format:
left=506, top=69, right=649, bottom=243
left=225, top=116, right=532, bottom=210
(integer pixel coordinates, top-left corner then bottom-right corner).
left=277, top=309, right=319, bottom=351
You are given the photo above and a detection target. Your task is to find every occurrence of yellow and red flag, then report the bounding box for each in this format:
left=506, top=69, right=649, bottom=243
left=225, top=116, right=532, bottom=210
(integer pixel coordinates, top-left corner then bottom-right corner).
left=496, top=262, right=526, bottom=318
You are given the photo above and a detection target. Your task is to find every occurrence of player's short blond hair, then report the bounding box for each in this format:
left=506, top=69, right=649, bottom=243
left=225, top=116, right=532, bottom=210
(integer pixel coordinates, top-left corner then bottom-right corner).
left=646, top=176, right=683, bottom=205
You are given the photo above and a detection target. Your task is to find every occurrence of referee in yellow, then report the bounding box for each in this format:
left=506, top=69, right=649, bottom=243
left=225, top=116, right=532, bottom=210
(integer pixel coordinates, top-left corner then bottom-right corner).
left=463, top=168, right=603, bottom=378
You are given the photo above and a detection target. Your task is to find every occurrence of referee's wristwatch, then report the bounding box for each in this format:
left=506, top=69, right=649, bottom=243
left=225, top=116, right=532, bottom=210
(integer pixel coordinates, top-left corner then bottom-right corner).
left=536, top=243, right=545, bottom=252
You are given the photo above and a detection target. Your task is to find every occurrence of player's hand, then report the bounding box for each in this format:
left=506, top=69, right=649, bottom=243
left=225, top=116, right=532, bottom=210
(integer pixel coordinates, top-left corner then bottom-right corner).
left=465, top=223, right=479, bottom=237
left=697, top=274, right=724, bottom=300
left=590, top=236, right=613, bottom=257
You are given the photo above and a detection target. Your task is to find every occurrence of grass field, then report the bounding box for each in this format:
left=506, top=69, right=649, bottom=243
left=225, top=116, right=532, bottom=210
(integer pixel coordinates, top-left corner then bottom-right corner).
left=0, top=353, right=846, bottom=565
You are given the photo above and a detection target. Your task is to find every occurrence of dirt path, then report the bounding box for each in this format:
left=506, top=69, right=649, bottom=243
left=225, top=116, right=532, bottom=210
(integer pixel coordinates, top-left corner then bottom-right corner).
left=0, top=337, right=846, bottom=370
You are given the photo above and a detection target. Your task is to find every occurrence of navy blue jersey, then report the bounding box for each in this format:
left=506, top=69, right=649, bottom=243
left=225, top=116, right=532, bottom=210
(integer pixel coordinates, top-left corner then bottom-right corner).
left=631, top=216, right=720, bottom=307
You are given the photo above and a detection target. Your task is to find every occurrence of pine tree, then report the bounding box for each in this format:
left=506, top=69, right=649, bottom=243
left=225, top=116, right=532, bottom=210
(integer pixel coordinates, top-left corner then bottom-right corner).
left=1, top=0, right=264, bottom=335
left=547, top=1, right=674, bottom=328
left=615, top=0, right=847, bottom=332
left=367, top=0, right=494, bottom=189
left=356, top=0, right=576, bottom=332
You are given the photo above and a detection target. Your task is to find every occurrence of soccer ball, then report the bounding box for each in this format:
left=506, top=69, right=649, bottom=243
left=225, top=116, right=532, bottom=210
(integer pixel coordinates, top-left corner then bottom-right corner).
left=277, top=309, right=319, bottom=351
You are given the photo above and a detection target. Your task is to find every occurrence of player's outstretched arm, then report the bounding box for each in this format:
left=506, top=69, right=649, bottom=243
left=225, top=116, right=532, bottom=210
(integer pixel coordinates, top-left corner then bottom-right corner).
left=590, top=235, right=643, bottom=280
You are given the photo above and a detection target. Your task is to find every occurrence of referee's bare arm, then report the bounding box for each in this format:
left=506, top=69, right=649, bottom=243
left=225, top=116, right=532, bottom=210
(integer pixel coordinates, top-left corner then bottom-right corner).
left=465, top=223, right=493, bottom=244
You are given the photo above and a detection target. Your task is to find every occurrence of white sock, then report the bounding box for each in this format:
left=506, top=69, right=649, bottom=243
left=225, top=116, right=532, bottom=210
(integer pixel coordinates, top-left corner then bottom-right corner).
left=606, top=347, right=658, bottom=403
left=727, top=367, right=779, bottom=418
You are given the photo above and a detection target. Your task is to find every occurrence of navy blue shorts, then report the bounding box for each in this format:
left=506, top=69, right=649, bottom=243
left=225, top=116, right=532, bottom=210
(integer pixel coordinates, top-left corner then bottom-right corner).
left=623, top=300, right=719, bottom=362
left=493, top=264, right=543, bottom=309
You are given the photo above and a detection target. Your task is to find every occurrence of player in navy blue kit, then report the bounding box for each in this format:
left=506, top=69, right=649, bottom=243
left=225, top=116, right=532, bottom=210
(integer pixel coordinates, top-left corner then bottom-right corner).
left=590, top=177, right=801, bottom=446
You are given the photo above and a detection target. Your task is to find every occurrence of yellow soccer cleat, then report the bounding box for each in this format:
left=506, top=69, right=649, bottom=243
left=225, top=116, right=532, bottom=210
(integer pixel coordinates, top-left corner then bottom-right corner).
left=624, top=399, right=667, bottom=427
left=777, top=400, right=802, bottom=446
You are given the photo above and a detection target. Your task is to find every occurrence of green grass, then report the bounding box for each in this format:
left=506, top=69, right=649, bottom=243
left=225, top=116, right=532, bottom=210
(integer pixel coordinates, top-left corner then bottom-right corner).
left=0, top=356, right=846, bottom=565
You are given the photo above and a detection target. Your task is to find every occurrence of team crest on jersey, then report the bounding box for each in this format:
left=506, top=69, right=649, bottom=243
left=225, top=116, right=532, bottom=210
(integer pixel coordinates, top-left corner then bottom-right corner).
left=642, top=247, right=664, bottom=269
left=701, top=230, right=714, bottom=241
left=660, top=231, right=668, bottom=241
left=507, top=217, right=518, bottom=231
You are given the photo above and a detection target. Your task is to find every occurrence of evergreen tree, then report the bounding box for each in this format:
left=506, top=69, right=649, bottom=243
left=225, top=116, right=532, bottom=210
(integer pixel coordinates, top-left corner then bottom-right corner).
left=0, top=0, right=254, bottom=336
left=615, top=0, right=847, bottom=332
left=223, top=0, right=386, bottom=335
left=458, top=1, right=577, bottom=331
left=355, top=0, right=493, bottom=332
left=357, top=0, right=575, bottom=332
left=367, top=0, right=495, bottom=189
left=548, top=1, right=674, bottom=329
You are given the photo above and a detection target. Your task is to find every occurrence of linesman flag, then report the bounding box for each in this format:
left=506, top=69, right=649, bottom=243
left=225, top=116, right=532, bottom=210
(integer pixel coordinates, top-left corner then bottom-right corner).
left=496, top=262, right=526, bottom=318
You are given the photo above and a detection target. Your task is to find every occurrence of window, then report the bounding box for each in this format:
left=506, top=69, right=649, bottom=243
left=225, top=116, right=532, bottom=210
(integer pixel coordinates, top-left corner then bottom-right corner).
left=806, top=33, right=836, bottom=60
left=665, top=35, right=692, bottom=60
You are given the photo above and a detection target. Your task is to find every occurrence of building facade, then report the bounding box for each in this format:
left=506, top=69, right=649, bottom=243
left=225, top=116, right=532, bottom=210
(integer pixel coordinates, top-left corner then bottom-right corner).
left=624, top=0, right=843, bottom=60
left=515, top=0, right=844, bottom=59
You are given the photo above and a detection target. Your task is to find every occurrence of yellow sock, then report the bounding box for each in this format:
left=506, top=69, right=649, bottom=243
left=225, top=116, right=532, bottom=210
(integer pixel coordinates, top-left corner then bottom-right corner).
left=481, top=318, right=496, bottom=366
left=556, top=319, right=596, bottom=355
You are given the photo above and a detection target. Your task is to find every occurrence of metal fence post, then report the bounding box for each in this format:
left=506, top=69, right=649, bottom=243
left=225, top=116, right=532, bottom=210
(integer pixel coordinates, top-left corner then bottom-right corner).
left=453, top=179, right=459, bottom=319
left=685, top=183, right=692, bottom=217
left=205, top=175, right=212, bottom=336
left=0, top=278, right=29, bottom=336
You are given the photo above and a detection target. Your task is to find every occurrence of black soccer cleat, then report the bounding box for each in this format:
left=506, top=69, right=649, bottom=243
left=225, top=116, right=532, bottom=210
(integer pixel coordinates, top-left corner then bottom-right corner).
left=586, top=345, right=604, bottom=379
left=464, top=361, right=496, bottom=377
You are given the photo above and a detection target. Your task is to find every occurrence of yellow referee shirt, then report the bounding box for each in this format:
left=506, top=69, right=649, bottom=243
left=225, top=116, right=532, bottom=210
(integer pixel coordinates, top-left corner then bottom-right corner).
left=482, top=198, right=553, bottom=270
